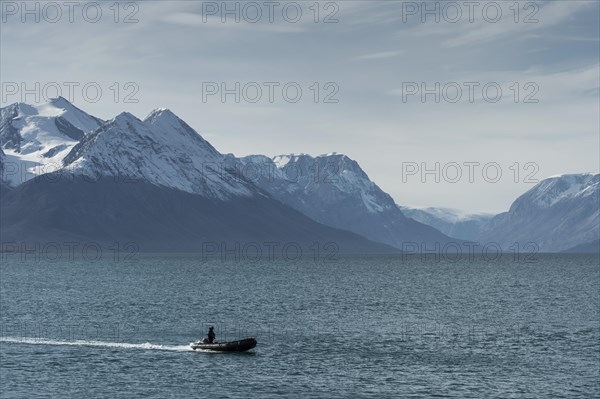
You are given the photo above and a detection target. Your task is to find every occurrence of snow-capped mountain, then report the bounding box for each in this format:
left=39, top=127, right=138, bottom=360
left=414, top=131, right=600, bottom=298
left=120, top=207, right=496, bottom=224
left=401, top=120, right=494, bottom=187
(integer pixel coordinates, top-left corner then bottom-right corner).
left=480, top=173, right=599, bottom=252
left=0, top=97, right=103, bottom=186
left=62, top=109, right=256, bottom=200
left=516, top=173, right=598, bottom=209
left=0, top=99, right=395, bottom=253
left=239, top=153, right=456, bottom=249
left=399, top=206, right=494, bottom=241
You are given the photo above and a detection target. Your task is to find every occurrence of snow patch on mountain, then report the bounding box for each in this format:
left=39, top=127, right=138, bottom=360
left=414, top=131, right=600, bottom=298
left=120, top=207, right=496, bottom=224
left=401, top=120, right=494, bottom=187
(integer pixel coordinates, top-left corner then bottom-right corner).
left=399, top=206, right=494, bottom=241
left=525, top=173, right=598, bottom=209
left=402, top=206, right=494, bottom=223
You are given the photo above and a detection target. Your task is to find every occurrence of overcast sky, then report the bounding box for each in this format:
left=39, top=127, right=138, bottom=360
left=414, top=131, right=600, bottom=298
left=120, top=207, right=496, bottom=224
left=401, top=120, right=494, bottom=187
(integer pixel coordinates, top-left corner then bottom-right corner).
left=1, top=0, right=598, bottom=212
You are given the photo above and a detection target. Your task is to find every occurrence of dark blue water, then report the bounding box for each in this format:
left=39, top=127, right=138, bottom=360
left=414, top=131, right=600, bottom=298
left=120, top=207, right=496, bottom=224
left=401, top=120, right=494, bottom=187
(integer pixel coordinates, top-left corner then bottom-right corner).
left=1, top=254, right=598, bottom=398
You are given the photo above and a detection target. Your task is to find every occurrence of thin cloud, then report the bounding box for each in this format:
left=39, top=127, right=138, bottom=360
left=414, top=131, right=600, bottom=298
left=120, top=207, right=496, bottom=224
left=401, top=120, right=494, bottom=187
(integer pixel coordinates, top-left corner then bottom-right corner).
left=356, top=50, right=403, bottom=60
left=386, top=64, right=600, bottom=104
left=442, top=1, right=597, bottom=47
left=161, top=12, right=306, bottom=33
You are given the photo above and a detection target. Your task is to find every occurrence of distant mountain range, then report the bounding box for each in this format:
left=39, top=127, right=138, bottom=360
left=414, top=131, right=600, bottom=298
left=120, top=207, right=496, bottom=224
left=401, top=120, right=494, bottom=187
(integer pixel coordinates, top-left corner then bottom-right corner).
left=399, top=207, right=494, bottom=241
left=1, top=98, right=598, bottom=253
left=401, top=174, right=599, bottom=253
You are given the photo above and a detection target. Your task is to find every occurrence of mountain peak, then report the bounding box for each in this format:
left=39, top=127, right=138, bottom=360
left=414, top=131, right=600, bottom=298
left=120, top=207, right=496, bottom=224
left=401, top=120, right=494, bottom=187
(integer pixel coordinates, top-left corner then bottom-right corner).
left=113, top=111, right=142, bottom=123
left=142, top=108, right=218, bottom=153
left=272, top=154, right=304, bottom=167
left=547, top=172, right=595, bottom=179
left=36, top=97, right=105, bottom=129
left=143, top=108, right=191, bottom=132
left=48, top=96, right=72, bottom=108
left=319, top=152, right=344, bottom=158
left=144, top=108, right=176, bottom=121
left=272, top=152, right=350, bottom=165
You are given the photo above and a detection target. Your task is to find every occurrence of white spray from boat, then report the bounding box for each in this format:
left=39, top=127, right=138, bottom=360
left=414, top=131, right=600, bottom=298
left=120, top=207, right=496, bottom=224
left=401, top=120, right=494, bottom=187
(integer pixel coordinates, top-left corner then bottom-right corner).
left=0, top=336, right=199, bottom=352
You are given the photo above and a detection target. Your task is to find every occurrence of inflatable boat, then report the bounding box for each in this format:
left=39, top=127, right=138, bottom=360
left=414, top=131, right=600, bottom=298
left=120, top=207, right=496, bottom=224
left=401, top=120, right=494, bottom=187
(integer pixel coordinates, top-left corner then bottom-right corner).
left=190, top=337, right=257, bottom=352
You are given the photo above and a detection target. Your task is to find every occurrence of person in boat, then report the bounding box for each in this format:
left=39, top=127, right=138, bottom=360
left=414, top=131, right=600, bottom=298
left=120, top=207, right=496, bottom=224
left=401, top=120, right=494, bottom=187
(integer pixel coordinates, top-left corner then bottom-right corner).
left=204, top=326, right=216, bottom=344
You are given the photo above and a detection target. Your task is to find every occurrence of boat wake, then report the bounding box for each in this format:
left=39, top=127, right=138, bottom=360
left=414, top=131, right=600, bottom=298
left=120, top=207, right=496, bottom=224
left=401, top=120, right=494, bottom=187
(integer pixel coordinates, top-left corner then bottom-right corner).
left=0, top=336, right=195, bottom=352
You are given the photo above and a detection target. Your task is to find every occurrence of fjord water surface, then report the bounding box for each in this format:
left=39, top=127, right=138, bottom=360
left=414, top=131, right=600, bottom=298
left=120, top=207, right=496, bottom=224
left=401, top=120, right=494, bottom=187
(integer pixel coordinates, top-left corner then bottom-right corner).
left=1, top=254, right=598, bottom=398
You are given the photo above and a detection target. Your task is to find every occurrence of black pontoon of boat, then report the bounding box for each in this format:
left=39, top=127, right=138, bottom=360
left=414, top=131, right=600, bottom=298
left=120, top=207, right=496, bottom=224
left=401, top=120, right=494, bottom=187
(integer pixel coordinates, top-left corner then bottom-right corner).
left=190, top=337, right=257, bottom=352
